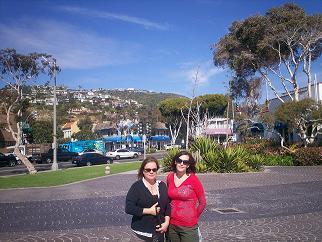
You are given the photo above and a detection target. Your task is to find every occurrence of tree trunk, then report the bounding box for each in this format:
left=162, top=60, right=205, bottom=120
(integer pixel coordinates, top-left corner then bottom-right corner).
left=185, top=111, right=191, bottom=150
left=14, top=147, right=37, bottom=174
left=294, top=84, right=299, bottom=102
left=13, top=122, right=37, bottom=174
left=304, top=51, right=312, bottom=98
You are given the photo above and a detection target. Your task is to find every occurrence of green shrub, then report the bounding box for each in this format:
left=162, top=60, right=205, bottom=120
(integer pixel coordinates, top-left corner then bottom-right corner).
left=263, top=155, right=294, bottom=166
left=201, top=150, right=221, bottom=172
left=190, top=137, right=219, bottom=154
left=279, top=156, right=294, bottom=166
left=195, top=158, right=207, bottom=173
left=292, top=147, right=322, bottom=166
left=242, top=138, right=279, bottom=155
left=247, top=154, right=264, bottom=170
left=217, top=146, right=252, bottom=173
left=147, top=147, right=156, bottom=153
left=190, top=137, right=221, bottom=173
left=161, top=148, right=180, bottom=172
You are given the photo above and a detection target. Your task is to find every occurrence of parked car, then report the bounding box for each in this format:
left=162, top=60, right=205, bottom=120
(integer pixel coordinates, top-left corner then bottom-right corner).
left=4, top=153, right=21, bottom=164
left=0, top=152, right=17, bottom=167
left=106, top=149, right=139, bottom=160
left=4, top=145, right=30, bottom=165
left=78, top=149, right=102, bottom=155
left=72, top=153, right=113, bottom=166
left=164, top=144, right=180, bottom=150
left=128, top=147, right=144, bottom=155
left=39, top=147, right=79, bottom=163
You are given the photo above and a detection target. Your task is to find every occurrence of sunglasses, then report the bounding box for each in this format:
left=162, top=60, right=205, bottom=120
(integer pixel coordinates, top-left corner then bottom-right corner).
left=144, top=168, right=158, bottom=173
left=175, top=158, right=190, bottom=165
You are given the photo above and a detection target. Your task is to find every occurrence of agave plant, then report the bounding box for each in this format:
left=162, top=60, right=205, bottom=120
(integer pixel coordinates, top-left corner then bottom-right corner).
left=247, top=154, right=264, bottom=171
left=161, top=148, right=180, bottom=172
left=190, top=137, right=220, bottom=173
left=190, top=137, right=218, bottom=155
left=218, top=146, right=251, bottom=173
left=202, top=150, right=221, bottom=172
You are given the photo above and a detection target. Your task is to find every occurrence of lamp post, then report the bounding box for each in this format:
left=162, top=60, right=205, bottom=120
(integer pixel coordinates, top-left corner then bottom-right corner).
left=52, top=59, right=58, bottom=171
left=42, top=57, right=58, bottom=171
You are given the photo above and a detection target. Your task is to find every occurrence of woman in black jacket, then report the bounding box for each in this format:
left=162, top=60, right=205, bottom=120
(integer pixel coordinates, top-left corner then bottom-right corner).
left=125, top=157, right=170, bottom=242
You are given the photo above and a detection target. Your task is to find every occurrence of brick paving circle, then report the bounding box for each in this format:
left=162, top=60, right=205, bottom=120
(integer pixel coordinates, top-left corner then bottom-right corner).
left=0, top=166, right=321, bottom=241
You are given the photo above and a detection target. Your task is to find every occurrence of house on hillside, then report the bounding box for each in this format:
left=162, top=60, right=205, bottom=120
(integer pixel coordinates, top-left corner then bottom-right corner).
left=62, top=121, right=80, bottom=139
left=94, top=122, right=118, bottom=137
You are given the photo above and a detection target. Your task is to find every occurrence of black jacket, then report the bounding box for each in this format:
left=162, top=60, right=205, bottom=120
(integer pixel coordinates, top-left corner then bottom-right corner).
left=125, top=179, right=171, bottom=234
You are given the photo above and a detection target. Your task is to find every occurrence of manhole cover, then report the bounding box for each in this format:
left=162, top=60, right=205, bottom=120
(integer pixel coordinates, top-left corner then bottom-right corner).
left=212, top=208, right=243, bottom=214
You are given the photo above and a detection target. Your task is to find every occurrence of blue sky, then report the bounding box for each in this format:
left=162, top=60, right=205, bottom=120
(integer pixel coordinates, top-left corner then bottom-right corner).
left=0, top=0, right=321, bottom=99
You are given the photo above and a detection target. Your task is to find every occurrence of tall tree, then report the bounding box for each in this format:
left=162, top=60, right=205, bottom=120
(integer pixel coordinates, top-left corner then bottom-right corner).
left=159, top=97, right=188, bottom=145
left=31, top=120, right=54, bottom=144
left=0, top=48, right=58, bottom=174
left=213, top=3, right=322, bottom=103
left=190, top=93, right=228, bottom=141
left=72, top=117, right=98, bottom=140
left=193, top=94, right=228, bottom=117
left=275, top=98, right=322, bottom=147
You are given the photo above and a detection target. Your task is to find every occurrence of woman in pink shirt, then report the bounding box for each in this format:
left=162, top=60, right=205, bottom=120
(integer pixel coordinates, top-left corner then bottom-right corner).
left=166, top=151, right=207, bottom=242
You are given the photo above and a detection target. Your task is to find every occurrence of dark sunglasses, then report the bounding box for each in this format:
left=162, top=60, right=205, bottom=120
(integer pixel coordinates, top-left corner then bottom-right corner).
left=175, top=158, right=190, bottom=165
left=144, top=168, right=158, bottom=173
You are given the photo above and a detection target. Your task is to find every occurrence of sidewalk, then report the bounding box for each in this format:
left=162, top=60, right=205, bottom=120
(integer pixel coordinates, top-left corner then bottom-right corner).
left=0, top=166, right=321, bottom=241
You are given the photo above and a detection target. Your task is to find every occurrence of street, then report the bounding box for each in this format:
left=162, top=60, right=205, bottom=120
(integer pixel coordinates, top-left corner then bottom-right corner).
left=0, top=151, right=166, bottom=176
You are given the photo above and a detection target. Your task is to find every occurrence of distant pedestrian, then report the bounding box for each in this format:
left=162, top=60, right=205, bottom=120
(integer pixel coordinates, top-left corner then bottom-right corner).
left=167, top=151, right=206, bottom=242
left=125, top=157, right=170, bottom=242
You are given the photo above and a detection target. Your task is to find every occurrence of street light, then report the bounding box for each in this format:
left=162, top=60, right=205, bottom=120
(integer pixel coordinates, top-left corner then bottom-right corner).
left=42, top=56, right=58, bottom=171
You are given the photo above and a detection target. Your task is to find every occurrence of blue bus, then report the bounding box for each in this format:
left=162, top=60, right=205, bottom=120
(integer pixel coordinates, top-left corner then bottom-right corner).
left=61, top=140, right=105, bottom=155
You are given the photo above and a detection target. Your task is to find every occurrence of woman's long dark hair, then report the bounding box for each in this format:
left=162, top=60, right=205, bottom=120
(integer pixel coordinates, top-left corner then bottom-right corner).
left=137, top=156, right=160, bottom=179
left=171, top=150, right=196, bottom=174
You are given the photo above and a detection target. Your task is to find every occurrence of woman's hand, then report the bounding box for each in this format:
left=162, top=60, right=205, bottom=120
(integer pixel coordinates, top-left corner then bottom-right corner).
left=156, top=221, right=169, bottom=233
left=143, top=202, right=160, bottom=216
left=156, top=216, right=170, bottom=233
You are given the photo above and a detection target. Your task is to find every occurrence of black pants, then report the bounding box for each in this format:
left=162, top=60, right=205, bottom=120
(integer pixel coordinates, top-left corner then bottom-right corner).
left=135, top=232, right=165, bottom=242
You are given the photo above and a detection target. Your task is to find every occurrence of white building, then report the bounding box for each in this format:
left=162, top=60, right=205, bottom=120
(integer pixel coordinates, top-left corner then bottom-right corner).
left=264, top=82, right=322, bottom=143
left=204, top=117, right=236, bottom=143
left=268, top=82, right=322, bottom=112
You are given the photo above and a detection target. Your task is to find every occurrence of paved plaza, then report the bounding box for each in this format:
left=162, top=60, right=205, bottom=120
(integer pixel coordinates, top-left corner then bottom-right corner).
left=0, top=166, right=321, bottom=241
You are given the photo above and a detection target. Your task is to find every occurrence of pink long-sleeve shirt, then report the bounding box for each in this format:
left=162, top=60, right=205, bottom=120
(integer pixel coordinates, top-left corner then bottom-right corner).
left=167, top=172, right=206, bottom=227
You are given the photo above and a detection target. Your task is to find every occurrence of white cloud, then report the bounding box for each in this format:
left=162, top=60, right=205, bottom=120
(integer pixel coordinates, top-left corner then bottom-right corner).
left=59, top=6, right=170, bottom=31
left=166, top=60, right=225, bottom=97
left=0, top=19, right=140, bottom=69
left=174, top=60, right=224, bottom=84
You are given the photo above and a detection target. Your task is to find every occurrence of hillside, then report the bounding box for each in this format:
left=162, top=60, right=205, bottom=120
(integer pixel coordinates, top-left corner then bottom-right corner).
left=105, top=89, right=185, bottom=107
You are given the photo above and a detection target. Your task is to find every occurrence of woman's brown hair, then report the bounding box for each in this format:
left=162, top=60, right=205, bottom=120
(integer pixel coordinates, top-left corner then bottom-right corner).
left=137, top=156, right=160, bottom=179
left=171, top=150, right=196, bottom=174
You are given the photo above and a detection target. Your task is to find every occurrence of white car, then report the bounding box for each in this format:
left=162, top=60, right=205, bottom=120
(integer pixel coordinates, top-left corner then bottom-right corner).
left=164, top=144, right=180, bottom=150
left=106, top=149, right=139, bottom=160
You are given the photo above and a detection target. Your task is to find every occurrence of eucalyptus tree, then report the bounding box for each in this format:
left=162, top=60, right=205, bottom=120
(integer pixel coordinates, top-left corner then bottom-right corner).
left=0, top=48, right=58, bottom=174
left=274, top=98, right=322, bottom=147
left=213, top=3, right=322, bottom=103
left=159, top=97, right=188, bottom=145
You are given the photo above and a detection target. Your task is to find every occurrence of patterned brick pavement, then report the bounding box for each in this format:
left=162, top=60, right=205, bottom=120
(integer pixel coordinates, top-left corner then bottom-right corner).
left=0, top=166, right=321, bottom=241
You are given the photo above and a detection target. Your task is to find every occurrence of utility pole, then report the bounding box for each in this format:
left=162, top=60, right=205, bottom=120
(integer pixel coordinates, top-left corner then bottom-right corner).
left=42, top=56, right=58, bottom=171
left=52, top=59, right=58, bottom=171
left=225, top=95, right=229, bottom=147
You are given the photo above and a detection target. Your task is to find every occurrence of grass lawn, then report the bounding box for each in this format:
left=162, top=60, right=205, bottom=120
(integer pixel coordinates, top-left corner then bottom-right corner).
left=0, top=161, right=141, bottom=189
